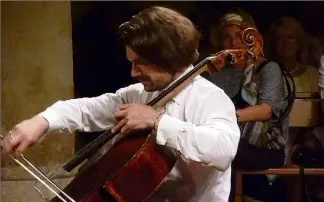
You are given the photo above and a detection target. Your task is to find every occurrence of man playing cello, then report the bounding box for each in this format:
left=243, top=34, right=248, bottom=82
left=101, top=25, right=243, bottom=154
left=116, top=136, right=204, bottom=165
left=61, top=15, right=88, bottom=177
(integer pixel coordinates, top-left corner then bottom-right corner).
left=2, top=6, right=240, bottom=202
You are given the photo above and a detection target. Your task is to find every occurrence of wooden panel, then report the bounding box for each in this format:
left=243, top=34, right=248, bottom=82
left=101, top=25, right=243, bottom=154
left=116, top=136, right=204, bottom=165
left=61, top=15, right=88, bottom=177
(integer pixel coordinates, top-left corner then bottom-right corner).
left=239, top=168, right=324, bottom=175
left=289, top=99, right=321, bottom=127
left=295, top=92, right=320, bottom=99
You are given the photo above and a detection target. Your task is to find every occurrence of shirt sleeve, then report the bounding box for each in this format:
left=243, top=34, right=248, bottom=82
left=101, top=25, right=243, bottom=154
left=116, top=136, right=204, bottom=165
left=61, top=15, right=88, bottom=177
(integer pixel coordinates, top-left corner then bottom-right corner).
left=318, top=55, right=324, bottom=99
left=156, top=88, right=240, bottom=171
left=39, top=84, right=141, bottom=134
left=257, top=61, right=285, bottom=118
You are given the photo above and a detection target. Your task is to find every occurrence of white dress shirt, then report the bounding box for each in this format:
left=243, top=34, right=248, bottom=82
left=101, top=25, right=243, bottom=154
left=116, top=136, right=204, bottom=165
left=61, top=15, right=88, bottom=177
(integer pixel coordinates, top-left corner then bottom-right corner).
left=318, top=55, right=324, bottom=99
left=314, top=55, right=324, bottom=150
left=40, top=66, right=240, bottom=202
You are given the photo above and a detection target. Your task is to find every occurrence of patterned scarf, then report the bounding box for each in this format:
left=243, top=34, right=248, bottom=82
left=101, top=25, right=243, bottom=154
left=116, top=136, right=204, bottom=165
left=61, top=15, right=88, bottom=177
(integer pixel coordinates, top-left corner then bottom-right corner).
left=239, top=62, right=286, bottom=150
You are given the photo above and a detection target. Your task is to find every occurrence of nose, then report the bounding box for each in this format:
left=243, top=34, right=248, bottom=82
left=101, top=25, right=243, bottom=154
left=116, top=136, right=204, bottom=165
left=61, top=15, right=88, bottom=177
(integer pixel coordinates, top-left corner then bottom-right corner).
left=131, top=64, right=141, bottom=78
left=232, top=37, right=241, bottom=47
left=284, top=36, right=295, bottom=45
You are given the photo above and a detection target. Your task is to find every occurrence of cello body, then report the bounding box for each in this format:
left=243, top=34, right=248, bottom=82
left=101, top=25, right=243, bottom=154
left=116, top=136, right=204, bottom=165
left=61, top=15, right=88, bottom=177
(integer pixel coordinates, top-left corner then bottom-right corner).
left=51, top=132, right=177, bottom=202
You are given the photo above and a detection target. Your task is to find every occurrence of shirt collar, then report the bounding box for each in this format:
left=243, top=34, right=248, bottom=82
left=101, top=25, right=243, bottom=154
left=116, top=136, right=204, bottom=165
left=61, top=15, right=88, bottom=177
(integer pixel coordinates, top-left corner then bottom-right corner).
left=158, top=64, right=196, bottom=105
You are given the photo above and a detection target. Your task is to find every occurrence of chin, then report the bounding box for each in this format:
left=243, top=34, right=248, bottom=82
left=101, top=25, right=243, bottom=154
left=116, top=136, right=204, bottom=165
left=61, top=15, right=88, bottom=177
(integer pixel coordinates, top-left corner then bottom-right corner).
left=143, top=85, right=165, bottom=92
left=143, top=84, right=155, bottom=92
left=281, top=53, right=296, bottom=59
left=143, top=88, right=154, bottom=92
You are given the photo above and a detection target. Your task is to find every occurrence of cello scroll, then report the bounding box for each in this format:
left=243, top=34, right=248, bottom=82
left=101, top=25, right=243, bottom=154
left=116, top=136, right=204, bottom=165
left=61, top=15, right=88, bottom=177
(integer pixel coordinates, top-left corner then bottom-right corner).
left=206, top=27, right=264, bottom=74
left=241, top=27, right=264, bottom=57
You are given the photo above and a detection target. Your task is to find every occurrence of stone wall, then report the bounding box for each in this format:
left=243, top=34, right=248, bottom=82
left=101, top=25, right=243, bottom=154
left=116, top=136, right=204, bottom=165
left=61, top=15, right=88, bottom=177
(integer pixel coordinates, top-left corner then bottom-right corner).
left=1, top=2, right=75, bottom=201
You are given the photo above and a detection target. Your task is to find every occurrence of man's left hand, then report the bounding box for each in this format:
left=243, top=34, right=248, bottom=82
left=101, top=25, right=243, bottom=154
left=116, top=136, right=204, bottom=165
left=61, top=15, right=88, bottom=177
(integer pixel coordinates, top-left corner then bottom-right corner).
left=112, top=103, right=160, bottom=134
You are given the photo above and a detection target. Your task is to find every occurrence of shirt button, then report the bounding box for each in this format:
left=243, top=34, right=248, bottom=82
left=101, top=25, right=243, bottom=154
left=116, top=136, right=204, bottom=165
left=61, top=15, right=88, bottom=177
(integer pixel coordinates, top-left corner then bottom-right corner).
left=166, top=138, right=172, bottom=145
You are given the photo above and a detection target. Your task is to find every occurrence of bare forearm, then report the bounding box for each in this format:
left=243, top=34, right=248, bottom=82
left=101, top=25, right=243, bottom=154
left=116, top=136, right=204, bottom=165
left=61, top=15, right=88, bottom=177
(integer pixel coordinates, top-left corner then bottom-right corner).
left=236, top=103, right=272, bottom=122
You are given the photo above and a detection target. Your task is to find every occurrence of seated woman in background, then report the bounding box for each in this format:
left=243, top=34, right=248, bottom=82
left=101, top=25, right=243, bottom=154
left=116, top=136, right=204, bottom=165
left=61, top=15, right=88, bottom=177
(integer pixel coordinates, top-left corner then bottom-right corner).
left=265, top=16, right=321, bottom=166
left=207, top=8, right=293, bottom=202
left=266, top=17, right=324, bottom=201
left=266, top=16, right=318, bottom=96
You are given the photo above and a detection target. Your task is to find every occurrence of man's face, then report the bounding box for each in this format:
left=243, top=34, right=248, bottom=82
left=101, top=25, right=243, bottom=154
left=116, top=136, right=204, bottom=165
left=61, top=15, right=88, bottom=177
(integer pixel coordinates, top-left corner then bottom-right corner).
left=126, top=46, right=174, bottom=92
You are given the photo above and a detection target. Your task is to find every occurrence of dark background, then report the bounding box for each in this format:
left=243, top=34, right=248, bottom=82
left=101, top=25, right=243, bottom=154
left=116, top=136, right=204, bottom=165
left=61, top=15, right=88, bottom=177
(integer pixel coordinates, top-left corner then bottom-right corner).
left=70, top=1, right=324, bottom=150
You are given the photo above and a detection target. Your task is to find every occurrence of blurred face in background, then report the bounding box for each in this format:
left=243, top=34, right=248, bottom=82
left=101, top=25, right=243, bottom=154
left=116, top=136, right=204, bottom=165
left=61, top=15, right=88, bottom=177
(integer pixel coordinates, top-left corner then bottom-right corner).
left=221, top=24, right=247, bottom=50
left=273, top=24, right=301, bottom=59
left=221, top=24, right=249, bottom=70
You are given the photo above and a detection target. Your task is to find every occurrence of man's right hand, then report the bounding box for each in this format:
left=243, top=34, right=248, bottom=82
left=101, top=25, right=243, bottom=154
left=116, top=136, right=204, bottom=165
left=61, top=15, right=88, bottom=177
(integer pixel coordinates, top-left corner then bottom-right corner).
left=2, top=115, right=49, bottom=157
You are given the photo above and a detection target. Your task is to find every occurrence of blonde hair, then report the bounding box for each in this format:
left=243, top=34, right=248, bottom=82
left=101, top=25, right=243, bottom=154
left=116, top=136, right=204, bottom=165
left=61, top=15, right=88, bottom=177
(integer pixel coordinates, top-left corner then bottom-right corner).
left=209, top=8, right=256, bottom=51
left=270, top=17, right=304, bottom=37
left=265, top=17, right=305, bottom=60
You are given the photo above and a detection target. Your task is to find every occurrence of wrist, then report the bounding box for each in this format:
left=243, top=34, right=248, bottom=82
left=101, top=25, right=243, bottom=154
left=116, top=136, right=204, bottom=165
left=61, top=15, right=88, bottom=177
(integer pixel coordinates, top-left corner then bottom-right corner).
left=35, top=115, right=49, bottom=134
left=236, top=110, right=241, bottom=122
left=153, top=112, right=164, bottom=131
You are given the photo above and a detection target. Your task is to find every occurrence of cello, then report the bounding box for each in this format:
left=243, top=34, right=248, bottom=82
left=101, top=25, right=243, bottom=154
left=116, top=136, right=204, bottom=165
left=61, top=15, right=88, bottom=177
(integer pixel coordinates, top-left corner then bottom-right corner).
left=4, top=27, right=264, bottom=202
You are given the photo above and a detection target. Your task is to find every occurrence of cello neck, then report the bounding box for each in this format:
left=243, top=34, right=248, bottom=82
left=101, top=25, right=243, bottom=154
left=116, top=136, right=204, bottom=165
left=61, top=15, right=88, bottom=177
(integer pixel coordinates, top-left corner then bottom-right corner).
left=148, top=56, right=216, bottom=110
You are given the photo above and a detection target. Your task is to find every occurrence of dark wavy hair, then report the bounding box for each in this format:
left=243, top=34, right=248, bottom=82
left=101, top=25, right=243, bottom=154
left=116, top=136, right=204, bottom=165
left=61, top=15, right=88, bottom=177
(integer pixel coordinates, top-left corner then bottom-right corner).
left=118, top=6, right=200, bottom=72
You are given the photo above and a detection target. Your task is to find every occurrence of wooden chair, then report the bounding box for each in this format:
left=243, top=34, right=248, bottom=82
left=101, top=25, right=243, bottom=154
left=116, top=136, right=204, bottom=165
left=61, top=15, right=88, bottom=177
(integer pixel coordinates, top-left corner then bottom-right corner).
left=235, top=94, right=324, bottom=202
left=234, top=168, right=324, bottom=202
left=289, top=93, right=322, bottom=127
